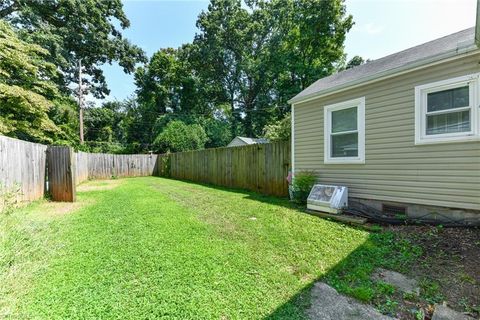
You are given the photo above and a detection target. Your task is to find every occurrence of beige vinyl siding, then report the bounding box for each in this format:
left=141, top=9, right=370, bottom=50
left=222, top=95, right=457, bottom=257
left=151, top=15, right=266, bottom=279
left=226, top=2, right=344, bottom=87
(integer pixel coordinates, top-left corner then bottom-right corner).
left=293, top=53, right=480, bottom=210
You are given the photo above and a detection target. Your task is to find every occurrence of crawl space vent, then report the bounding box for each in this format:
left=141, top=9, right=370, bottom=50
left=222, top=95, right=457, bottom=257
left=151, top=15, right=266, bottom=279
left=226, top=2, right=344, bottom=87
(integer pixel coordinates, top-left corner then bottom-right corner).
left=382, top=204, right=407, bottom=216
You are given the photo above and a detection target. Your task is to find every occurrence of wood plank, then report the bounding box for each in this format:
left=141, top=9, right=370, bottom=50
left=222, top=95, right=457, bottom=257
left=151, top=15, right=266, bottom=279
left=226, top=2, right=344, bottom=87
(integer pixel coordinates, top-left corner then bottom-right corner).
left=47, top=146, right=76, bottom=202
left=0, top=135, right=47, bottom=204
left=78, top=152, right=157, bottom=180
left=305, top=209, right=368, bottom=225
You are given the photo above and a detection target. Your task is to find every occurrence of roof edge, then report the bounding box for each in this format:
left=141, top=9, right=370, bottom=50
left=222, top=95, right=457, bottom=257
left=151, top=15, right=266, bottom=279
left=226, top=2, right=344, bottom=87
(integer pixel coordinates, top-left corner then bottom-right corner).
left=289, top=43, right=479, bottom=105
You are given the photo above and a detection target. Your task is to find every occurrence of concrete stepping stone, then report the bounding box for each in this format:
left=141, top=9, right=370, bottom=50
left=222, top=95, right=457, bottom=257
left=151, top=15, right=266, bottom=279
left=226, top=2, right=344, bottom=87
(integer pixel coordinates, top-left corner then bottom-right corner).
left=307, top=282, right=395, bottom=320
left=372, top=268, right=420, bottom=296
left=432, top=304, right=475, bottom=320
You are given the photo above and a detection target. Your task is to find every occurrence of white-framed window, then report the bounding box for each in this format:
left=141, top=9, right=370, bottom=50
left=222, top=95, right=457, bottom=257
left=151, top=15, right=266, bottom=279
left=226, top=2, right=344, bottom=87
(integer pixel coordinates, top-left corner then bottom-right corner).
left=324, top=97, right=365, bottom=164
left=415, top=73, right=480, bottom=145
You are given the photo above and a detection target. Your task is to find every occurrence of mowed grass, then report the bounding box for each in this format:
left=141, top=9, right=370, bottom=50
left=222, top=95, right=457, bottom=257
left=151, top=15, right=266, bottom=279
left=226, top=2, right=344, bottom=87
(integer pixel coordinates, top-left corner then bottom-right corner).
left=0, top=177, right=418, bottom=319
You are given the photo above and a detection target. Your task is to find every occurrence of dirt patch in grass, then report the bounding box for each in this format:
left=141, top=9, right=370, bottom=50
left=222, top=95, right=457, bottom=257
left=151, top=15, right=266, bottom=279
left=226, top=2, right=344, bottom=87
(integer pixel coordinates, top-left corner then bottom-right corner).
left=77, top=179, right=122, bottom=192
left=376, top=226, right=480, bottom=319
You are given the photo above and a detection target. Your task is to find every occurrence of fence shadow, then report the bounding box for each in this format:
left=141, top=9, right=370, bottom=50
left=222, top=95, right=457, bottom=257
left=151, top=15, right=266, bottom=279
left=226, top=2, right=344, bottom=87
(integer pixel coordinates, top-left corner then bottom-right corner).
left=152, top=176, right=300, bottom=211
left=152, top=176, right=408, bottom=319
left=263, top=230, right=409, bottom=319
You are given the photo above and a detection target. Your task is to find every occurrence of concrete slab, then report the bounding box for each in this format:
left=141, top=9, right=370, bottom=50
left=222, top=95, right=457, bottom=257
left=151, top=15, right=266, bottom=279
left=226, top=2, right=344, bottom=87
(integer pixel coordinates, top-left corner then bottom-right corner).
left=307, top=282, right=395, bottom=320
left=432, top=304, right=475, bottom=320
left=372, top=268, right=420, bottom=295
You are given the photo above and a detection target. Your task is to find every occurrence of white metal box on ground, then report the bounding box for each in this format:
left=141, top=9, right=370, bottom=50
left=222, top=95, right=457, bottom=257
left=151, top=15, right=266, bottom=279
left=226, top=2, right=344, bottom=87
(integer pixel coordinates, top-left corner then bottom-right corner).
left=307, top=185, right=348, bottom=214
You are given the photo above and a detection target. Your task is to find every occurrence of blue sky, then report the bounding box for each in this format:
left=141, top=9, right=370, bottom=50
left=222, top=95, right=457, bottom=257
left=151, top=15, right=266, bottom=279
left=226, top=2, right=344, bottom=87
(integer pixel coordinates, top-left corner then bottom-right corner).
left=99, top=0, right=476, bottom=103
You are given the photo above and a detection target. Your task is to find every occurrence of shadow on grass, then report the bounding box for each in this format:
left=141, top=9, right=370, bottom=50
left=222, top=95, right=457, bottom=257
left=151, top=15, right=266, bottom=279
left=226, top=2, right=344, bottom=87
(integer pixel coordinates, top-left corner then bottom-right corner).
left=152, top=176, right=301, bottom=211
left=263, top=231, right=415, bottom=319
left=151, top=177, right=419, bottom=319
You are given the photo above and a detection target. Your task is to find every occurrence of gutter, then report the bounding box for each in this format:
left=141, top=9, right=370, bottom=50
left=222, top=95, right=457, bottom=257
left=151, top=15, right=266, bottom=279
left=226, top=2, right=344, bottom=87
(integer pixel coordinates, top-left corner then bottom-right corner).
left=288, top=43, right=480, bottom=105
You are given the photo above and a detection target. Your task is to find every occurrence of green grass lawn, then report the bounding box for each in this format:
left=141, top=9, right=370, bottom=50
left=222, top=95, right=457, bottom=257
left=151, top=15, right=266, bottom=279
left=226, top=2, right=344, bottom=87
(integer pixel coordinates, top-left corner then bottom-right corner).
left=0, top=177, right=418, bottom=319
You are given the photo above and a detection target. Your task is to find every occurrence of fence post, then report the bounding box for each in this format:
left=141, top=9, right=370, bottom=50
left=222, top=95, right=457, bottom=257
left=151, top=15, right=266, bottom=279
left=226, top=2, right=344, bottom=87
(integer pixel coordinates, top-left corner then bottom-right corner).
left=47, top=146, right=76, bottom=202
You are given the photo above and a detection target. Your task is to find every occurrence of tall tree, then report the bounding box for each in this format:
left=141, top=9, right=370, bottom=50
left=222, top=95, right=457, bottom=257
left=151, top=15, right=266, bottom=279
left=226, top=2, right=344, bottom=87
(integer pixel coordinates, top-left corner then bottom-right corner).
left=0, top=20, right=75, bottom=143
left=130, top=0, right=353, bottom=151
left=0, top=0, right=146, bottom=98
left=269, top=0, right=353, bottom=110
left=192, top=0, right=352, bottom=136
left=135, top=45, right=211, bottom=115
left=193, top=0, right=276, bottom=137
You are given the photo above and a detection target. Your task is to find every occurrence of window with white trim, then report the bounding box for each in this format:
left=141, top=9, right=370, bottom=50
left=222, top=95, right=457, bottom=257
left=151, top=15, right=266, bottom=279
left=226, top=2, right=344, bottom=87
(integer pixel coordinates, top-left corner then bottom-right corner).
left=415, top=73, right=480, bottom=144
left=324, top=97, right=365, bottom=164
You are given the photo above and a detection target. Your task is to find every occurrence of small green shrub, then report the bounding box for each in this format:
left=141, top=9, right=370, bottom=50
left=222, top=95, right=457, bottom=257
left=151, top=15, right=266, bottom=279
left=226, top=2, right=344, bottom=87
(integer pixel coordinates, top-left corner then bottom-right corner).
left=290, top=171, right=317, bottom=203
left=153, top=120, right=207, bottom=153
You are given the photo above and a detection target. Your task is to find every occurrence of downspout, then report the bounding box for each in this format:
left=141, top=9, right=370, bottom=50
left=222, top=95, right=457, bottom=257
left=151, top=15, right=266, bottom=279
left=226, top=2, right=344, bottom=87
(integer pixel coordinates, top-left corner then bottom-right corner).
left=291, top=104, right=295, bottom=176
left=476, top=0, right=480, bottom=47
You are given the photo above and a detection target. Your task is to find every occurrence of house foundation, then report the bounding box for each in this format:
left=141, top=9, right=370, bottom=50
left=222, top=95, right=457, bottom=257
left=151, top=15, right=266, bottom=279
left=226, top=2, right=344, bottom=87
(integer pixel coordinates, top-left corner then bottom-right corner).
left=349, top=198, right=480, bottom=226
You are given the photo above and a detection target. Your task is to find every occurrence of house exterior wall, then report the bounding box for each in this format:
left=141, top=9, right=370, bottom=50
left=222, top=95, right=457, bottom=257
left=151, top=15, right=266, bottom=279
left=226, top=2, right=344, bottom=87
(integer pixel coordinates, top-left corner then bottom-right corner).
left=293, top=53, right=480, bottom=211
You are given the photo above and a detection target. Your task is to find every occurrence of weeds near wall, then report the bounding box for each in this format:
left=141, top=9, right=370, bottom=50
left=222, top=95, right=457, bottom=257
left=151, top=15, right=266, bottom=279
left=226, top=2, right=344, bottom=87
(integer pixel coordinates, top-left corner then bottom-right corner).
left=0, top=183, right=22, bottom=215
left=158, top=154, right=171, bottom=178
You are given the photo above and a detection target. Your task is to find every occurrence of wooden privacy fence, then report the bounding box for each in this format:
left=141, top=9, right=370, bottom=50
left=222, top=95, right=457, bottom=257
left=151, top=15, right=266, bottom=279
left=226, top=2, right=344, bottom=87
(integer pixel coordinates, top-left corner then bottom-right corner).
left=0, top=135, right=158, bottom=204
left=48, top=146, right=76, bottom=202
left=83, top=153, right=158, bottom=180
left=76, top=151, right=89, bottom=184
left=156, top=141, right=291, bottom=197
left=0, top=135, right=47, bottom=204
left=1, top=135, right=290, bottom=205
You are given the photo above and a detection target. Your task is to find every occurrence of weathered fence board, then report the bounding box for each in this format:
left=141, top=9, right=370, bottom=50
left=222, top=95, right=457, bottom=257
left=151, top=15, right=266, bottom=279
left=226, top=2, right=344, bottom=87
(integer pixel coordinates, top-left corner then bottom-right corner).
left=111, top=154, right=158, bottom=178
left=47, top=146, right=76, bottom=202
left=86, top=153, right=114, bottom=179
left=76, top=151, right=89, bottom=184
left=75, top=153, right=158, bottom=180
left=0, top=135, right=47, bottom=203
left=1, top=135, right=289, bottom=208
left=157, top=141, right=290, bottom=197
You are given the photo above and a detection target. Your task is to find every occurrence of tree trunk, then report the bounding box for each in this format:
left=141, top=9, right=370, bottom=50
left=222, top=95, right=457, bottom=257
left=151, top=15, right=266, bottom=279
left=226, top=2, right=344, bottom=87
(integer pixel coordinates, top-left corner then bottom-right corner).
left=243, top=101, right=254, bottom=137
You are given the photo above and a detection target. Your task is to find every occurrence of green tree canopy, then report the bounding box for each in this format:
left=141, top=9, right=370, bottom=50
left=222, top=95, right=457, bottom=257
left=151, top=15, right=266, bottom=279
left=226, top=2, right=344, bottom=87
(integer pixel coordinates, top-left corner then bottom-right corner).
left=345, top=55, right=367, bottom=70
left=200, top=117, right=233, bottom=148
left=134, top=0, right=352, bottom=142
left=84, top=101, right=127, bottom=143
left=0, top=0, right=354, bottom=153
left=133, top=46, right=212, bottom=144
left=153, top=120, right=207, bottom=153
left=263, top=114, right=291, bottom=142
left=192, top=0, right=276, bottom=137
left=269, top=0, right=353, bottom=109
left=0, top=0, right=146, bottom=98
left=0, top=20, right=74, bottom=143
